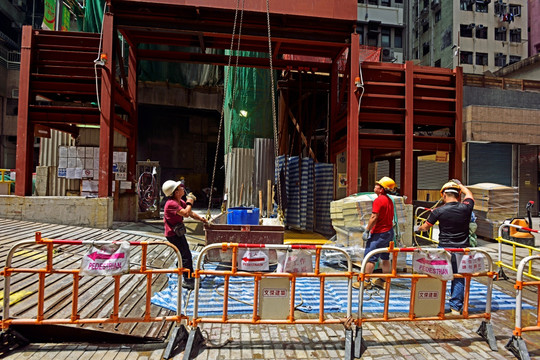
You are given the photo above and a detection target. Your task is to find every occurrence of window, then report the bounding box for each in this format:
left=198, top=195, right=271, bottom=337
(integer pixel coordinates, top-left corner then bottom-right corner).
left=510, top=29, right=521, bottom=42
left=476, top=26, right=488, bottom=39
left=509, top=4, right=521, bottom=16
left=460, top=24, right=473, bottom=38
left=358, top=0, right=365, bottom=3
left=423, top=0, right=429, bottom=8
left=509, top=55, right=521, bottom=64
left=495, top=3, right=507, bottom=15
left=368, top=0, right=378, bottom=4
left=381, top=28, right=391, bottom=47
left=495, top=53, right=506, bottom=67
left=435, top=10, right=441, bottom=23
left=423, top=42, right=430, bottom=56
left=460, top=0, right=472, bottom=11
left=395, top=0, right=403, bottom=3
left=495, top=27, right=507, bottom=41
left=394, top=29, right=403, bottom=48
left=460, top=51, right=473, bottom=64
left=381, top=0, right=391, bottom=6
left=476, top=3, right=488, bottom=12
left=434, top=59, right=441, bottom=67
left=476, top=52, right=488, bottom=65
left=423, top=21, right=429, bottom=33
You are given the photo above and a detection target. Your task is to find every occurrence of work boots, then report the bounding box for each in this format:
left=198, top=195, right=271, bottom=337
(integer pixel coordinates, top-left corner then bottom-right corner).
left=352, top=278, right=387, bottom=290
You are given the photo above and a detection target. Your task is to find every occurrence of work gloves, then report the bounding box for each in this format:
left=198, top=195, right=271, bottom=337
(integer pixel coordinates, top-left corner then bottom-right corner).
left=186, top=192, right=197, bottom=205
left=362, top=231, right=371, bottom=241
left=414, top=225, right=420, bottom=233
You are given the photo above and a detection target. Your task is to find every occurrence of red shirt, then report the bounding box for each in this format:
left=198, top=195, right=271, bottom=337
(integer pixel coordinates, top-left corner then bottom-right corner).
left=164, top=198, right=186, bottom=237
left=371, top=194, right=394, bottom=234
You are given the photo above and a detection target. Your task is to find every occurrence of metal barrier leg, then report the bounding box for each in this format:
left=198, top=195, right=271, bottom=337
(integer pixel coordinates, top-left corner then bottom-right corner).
left=505, top=336, right=531, bottom=360
left=476, top=321, right=498, bottom=351
left=162, top=325, right=189, bottom=359
left=498, top=267, right=509, bottom=281
left=182, top=327, right=205, bottom=360
left=344, top=328, right=354, bottom=360
left=0, top=329, right=29, bottom=356
left=353, top=326, right=367, bottom=358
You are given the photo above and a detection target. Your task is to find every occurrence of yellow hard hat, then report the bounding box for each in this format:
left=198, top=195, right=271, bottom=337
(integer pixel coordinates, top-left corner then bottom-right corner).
left=376, top=176, right=396, bottom=191
left=440, top=181, right=461, bottom=196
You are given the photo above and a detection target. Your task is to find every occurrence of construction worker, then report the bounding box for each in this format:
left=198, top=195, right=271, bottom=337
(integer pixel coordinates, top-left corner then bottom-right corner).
left=162, top=180, right=208, bottom=290
left=415, top=179, right=474, bottom=315
left=353, top=176, right=396, bottom=290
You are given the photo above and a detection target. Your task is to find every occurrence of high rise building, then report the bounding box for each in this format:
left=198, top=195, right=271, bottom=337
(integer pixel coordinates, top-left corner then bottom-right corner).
left=357, top=0, right=405, bottom=63
left=408, top=0, right=528, bottom=73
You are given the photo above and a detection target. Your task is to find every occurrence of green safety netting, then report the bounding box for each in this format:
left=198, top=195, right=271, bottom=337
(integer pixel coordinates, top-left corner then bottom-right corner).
left=82, top=1, right=276, bottom=151
left=223, top=51, right=276, bottom=152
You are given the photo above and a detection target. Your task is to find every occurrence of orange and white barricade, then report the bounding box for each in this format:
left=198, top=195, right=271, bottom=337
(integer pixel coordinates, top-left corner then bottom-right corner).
left=505, top=254, right=540, bottom=360
left=354, top=243, right=498, bottom=358
left=185, top=243, right=356, bottom=360
left=0, top=232, right=188, bottom=358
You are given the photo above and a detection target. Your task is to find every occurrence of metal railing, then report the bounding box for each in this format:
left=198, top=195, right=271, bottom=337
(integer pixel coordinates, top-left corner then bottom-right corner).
left=496, top=224, right=540, bottom=281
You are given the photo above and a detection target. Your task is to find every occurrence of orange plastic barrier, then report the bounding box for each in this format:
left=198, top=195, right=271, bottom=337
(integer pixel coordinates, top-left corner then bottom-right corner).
left=0, top=232, right=188, bottom=357
left=354, top=243, right=498, bottom=358
left=184, top=242, right=356, bottom=359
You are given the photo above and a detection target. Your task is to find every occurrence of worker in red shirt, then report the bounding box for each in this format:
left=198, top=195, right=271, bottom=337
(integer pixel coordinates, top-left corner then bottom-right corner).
left=353, top=177, right=396, bottom=290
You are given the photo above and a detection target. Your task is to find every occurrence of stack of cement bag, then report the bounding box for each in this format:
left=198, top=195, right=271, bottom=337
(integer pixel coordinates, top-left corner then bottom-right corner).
left=330, top=193, right=412, bottom=247
left=468, top=183, right=518, bottom=239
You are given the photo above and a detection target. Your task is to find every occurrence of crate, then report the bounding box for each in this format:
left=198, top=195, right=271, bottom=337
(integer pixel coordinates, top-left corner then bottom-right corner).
left=227, top=207, right=260, bottom=225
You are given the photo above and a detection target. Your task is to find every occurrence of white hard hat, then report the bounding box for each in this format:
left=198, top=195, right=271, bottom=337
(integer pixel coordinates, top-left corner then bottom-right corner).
left=162, top=180, right=183, bottom=197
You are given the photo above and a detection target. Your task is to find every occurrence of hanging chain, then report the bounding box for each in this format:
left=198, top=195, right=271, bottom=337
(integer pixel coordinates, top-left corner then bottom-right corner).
left=265, top=0, right=283, bottom=222
left=207, top=0, right=245, bottom=219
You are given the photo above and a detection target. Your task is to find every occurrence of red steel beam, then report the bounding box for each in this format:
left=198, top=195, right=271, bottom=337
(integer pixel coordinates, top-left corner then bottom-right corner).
left=15, top=26, right=34, bottom=196
left=99, top=12, right=116, bottom=197
left=346, top=32, right=359, bottom=196
left=402, top=61, right=414, bottom=204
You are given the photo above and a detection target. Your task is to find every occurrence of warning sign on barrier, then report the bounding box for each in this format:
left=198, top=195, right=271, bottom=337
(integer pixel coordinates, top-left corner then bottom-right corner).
left=457, top=252, right=485, bottom=273
left=413, top=250, right=453, bottom=281
left=80, top=241, right=130, bottom=276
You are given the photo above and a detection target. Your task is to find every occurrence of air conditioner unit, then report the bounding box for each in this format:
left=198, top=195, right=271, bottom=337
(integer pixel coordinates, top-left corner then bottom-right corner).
left=11, top=88, right=19, bottom=99
left=477, top=24, right=484, bottom=29
left=495, top=52, right=504, bottom=57
left=431, top=0, right=440, bottom=9
left=468, top=23, right=476, bottom=29
left=382, top=48, right=394, bottom=61
left=499, top=26, right=507, bottom=32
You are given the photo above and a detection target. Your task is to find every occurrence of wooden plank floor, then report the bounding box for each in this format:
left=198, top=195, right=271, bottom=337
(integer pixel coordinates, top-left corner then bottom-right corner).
left=0, top=218, right=178, bottom=341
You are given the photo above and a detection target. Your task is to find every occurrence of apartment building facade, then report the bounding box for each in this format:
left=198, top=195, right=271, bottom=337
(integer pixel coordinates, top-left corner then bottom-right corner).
left=529, top=0, right=540, bottom=56
left=408, top=0, right=528, bottom=73
left=357, top=0, right=405, bottom=63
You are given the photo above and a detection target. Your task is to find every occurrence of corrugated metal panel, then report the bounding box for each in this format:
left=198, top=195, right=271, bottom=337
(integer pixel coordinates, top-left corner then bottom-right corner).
left=417, top=159, right=449, bottom=190
left=39, top=130, right=79, bottom=196
left=254, top=138, right=274, bottom=213
left=518, top=145, right=538, bottom=217
left=467, top=143, right=512, bottom=186
left=315, top=163, right=334, bottom=235
left=225, top=148, right=255, bottom=207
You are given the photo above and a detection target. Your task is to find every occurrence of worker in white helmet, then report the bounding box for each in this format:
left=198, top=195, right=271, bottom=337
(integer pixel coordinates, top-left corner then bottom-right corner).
left=353, top=176, right=396, bottom=291
left=415, top=179, right=474, bottom=315
left=162, top=180, right=207, bottom=290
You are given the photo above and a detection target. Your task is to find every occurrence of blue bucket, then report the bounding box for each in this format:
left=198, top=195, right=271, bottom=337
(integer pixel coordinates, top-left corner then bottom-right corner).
left=227, top=207, right=260, bottom=225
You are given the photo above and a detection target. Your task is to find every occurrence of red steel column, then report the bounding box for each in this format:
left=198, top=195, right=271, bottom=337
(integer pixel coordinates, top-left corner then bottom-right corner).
left=403, top=61, right=414, bottom=204
left=451, top=66, right=463, bottom=180
left=329, top=56, right=339, bottom=163
left=347, top=33, right=359, bottom=196
left=127, top=45, right=138, bottom=185
left=98, top=12, right=115, bottom=197
left=15, top=26, right=34, bottom=196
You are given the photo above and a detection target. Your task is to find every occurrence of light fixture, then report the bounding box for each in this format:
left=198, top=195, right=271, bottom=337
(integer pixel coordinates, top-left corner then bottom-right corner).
left=239, top=110, right=248, bottom=117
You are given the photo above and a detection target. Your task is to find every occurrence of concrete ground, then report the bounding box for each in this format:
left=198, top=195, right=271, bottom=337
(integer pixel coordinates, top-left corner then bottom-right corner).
left=2, top=214, right=539, bottom=360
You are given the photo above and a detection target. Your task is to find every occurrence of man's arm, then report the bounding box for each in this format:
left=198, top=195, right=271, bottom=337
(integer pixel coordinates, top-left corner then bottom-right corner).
left=366, top=212, right=379, bottom=232
left=460, top=184, right=473, bottom=201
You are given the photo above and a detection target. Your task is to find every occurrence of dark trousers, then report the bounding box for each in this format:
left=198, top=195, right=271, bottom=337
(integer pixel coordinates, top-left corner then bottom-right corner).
left=166, top=234, right=194, bottom=279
